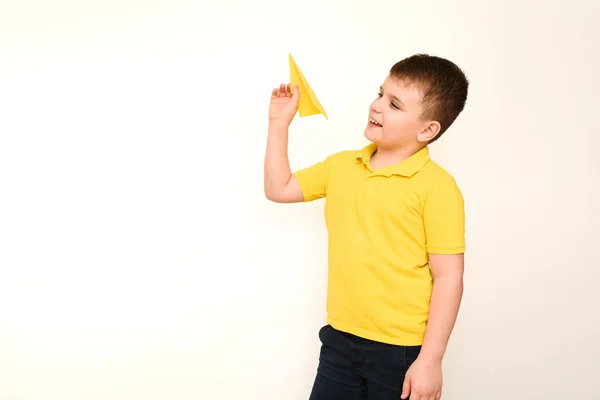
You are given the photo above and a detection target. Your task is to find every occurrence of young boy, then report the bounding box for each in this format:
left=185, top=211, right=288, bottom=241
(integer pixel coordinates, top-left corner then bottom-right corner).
left=264, top=54, right=468, bottom=400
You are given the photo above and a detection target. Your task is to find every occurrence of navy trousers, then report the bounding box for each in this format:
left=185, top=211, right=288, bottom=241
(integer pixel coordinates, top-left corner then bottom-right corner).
left=309, top=325, right=421, bottom=400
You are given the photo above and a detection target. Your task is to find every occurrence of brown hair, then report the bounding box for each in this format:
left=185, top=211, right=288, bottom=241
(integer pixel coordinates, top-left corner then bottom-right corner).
left=390, top=54, right=469, bottom=143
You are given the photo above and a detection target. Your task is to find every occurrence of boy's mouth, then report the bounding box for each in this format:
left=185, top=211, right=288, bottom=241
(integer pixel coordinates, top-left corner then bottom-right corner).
left=369, top=117, right=382, bottom=127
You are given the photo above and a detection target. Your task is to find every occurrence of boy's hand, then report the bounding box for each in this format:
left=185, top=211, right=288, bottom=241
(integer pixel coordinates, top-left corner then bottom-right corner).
left=269, top=83, right=299, bottom=127
left=400, top=357, right=442, bottom=400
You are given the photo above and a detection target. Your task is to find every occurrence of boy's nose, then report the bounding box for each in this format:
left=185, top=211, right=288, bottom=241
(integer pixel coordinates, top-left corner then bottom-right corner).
left=371, top=97, right=384, bottom=112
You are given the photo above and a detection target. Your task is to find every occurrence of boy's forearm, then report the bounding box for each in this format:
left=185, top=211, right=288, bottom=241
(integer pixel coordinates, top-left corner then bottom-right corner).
left=419, top=263, right=464, bottom=361
left=264, top=123, right=292, bottom=198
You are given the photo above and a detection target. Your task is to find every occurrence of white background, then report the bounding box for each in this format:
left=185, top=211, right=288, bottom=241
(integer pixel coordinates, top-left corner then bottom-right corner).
left=1, top=0, right=599, bottom=399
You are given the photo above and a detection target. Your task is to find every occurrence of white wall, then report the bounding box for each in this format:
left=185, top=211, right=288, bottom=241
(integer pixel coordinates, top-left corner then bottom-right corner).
left=1, top=0, right=598, bottom=399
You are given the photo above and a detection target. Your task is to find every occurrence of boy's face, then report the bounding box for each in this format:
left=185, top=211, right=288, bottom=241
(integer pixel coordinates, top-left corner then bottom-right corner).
left=364, top=75, right=439, bottom=149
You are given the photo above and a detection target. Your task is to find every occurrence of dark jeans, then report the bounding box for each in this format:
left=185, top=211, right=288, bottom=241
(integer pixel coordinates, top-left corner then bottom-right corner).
left=309, top=325, right=421, bottom=400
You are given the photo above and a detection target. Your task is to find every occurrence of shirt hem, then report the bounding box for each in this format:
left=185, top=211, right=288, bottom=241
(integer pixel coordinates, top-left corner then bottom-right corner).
left=327, top=318, right=425, bottom=346
left=427, top=245, right=466, bottom=254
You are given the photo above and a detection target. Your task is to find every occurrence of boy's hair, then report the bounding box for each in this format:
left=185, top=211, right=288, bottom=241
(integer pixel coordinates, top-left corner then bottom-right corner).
left=390, top=54, right=469, bottom=143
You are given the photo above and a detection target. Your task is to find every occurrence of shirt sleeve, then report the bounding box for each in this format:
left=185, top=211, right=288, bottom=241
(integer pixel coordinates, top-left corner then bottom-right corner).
left=292, top=156, right=332, bottom=202
left=423, top=175, right=466, bottom=254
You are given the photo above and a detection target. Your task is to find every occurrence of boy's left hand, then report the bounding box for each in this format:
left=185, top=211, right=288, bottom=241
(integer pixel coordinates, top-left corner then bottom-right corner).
left=400, top=356, right=442, bottom=400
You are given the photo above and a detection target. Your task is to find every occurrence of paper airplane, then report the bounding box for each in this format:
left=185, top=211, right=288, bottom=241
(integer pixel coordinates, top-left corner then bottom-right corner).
left=289, top=53, right=328, bottom=119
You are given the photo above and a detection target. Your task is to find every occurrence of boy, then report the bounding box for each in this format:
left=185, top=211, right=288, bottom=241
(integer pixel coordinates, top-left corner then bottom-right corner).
left=264, top=54, right=468, bottom=400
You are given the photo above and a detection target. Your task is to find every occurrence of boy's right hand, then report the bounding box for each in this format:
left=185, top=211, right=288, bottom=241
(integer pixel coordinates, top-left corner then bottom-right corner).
left=269, top=83, right=299, bottom=128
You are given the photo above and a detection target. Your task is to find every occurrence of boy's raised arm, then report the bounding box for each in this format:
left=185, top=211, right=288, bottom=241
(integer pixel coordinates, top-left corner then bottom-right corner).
left=264, top=122, right=304, bottom=203
left=263, top=83, right=304, bottom=203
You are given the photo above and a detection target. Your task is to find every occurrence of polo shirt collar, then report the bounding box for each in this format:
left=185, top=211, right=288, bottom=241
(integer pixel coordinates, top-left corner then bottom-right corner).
left=356, top=143, right=430, bottom=177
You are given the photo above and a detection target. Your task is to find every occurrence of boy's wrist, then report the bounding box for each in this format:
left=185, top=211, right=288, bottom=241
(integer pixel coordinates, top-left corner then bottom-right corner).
left=268, top=120, right=291, bottom=131
left=416, top=348, right=444, bottom=363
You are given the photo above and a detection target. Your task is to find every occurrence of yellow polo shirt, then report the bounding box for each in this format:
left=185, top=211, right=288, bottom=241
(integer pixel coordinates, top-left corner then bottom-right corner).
left=293, top=143, right=465, bottom=346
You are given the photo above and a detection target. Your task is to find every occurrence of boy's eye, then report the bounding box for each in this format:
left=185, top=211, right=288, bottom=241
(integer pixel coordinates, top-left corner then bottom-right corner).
left=377, top=92, right=383, bottom=98
left=391, top=102, right=400, bottom=109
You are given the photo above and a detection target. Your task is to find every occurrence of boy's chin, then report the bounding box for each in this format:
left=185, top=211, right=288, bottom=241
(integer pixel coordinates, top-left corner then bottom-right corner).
left=364, top=129, right=379, bottom=143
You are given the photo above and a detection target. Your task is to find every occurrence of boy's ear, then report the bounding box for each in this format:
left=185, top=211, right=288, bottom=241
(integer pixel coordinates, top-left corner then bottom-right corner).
left=417, top=121, right=441, bottom=143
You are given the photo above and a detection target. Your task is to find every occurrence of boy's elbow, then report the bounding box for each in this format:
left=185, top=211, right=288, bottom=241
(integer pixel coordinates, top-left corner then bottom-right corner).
left=264, top=190, right=276, bottom=202
left=264, top=187, right=283, bottom=203
left=264, top=186, right=304, bottom=203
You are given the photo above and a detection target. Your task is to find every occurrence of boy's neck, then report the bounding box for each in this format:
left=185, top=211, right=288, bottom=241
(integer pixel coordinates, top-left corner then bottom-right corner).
left=370, top=143, right=425, bottom=170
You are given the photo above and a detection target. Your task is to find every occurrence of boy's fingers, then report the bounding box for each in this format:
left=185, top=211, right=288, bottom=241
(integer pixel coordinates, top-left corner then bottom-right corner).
left=291, top=84, right=300, bottom=102
left=292, top=85, right=300, bottom=107
left=400, top=378, right=411, bottom=399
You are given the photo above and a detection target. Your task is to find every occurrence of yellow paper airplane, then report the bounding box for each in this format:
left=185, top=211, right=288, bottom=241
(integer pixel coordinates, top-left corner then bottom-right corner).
left=289, top=53, right=328, bottom=119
